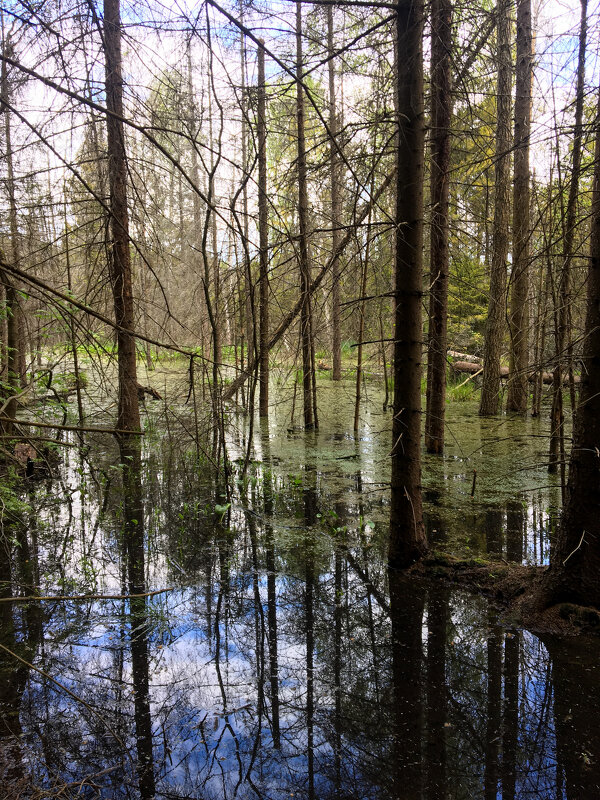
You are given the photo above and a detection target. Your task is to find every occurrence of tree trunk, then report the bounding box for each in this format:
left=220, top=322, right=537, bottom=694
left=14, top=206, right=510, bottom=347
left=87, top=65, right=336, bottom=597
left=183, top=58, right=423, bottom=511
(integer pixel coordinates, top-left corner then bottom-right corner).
left=328, top=7, right=342, bottom=381
left=296, top=1, right=316, bottom=431
left=0, top=43, right=23, bottom=436
left=480, top=0, right=513, bottom=416
left=506, top=0, right=533, bottom=414
left=104, top=0, right=141, bottom=436
left=425, top=0, right=453, bottom=453
left=258, top=41, right=269, bottom=418
left=388, top=0, right=427, bottom=568
left=549, top=0, right=587, bottom=469
left=354, top=210, right=371, bottom=432
left=542, top=79, right=600, bottom=608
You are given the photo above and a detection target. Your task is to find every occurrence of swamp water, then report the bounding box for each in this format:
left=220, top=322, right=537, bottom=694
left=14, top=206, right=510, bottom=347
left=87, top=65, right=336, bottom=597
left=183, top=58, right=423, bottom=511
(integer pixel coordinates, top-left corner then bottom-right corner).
left=1, top=377, right=599, bottom=798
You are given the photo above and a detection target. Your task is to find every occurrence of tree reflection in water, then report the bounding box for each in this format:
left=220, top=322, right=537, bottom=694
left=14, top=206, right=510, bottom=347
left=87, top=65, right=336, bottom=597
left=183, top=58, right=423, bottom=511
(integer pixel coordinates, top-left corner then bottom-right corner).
left=0, top=431, right=597, bottom=799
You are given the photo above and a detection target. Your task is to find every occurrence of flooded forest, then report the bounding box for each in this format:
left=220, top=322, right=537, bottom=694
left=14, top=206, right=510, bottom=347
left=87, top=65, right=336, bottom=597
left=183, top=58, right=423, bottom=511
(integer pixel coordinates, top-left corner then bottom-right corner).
left=1, top=0, right=600, bottom=797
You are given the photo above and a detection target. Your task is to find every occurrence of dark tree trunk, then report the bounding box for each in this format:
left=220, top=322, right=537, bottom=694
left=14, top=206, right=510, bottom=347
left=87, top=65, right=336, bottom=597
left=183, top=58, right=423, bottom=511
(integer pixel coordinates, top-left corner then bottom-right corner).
left=296, top=1, right=316, bottom=430
left=484, top=618, right=502, bottom=799
left=104, top=0, right=141, bottom=437
left=258, top=41, right=269, bottom=418
left=544, top=634, right=600, bottom=798
left=0, top=46, right=23, bottom=436
left=506, top=0, right=533, bottom=414
left=122, top=441, right=156, bottom=799
left=542, top=81, right=600, bottom=608
left=549, top=0, right=587, bottom=469
left=425, top=588, right=448, bottom=798
left=479, top=0, right=512, bottom=418
left=328, top=6, right=342, bottom=381
left=388, top=0, right=427, bottom=568
left=389, top=573, right=424, bottom=797
left=501, top=631, right=520, bottom=799
left=425, top=0, right=453, bottom=454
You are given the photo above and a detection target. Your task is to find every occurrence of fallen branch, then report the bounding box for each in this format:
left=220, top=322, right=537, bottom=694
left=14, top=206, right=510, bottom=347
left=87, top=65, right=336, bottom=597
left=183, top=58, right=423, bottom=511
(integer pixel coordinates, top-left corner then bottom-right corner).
left=0, top=587, right=173, bottom=603
left=0, top=414, right=143, bottom=436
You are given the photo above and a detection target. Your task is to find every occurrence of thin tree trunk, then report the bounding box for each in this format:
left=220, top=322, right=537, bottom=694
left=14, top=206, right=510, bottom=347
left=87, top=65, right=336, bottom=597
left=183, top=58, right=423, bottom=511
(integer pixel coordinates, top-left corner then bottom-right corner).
left=480, top=0, right=513, bottom=416
left=328, top=7, right=342, bottom=381
left=549, top=0, right=587, bottom=468
left=425, top=0, right=453, bottom=454
left=354, top=215, right=371, bottom=433
left=104, top=0, right=140, bottom=437
left=0, top=42, right=23, bottom=435
left=506, top=0, right=533, bottom=414
left=388, top=0, right=427, bottom=568
left=542, top=78, right=600, bottom=608
left=530, top=257, right=547, bottom=418
left=296, top=1, right=316, bottom=431
left=258, top=41, right=269, bottom=418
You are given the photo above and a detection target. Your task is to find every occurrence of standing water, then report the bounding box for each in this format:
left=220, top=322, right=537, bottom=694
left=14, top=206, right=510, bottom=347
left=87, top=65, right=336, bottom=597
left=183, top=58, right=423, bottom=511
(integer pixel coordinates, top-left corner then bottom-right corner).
left=0, top=376, right=598, bottom=798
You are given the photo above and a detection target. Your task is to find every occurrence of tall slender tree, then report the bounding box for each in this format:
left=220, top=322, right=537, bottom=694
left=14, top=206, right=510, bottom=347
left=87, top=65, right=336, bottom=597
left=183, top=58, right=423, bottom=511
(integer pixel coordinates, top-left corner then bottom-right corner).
left=104, top=0, right=140, bottom=437
left=388, top=0, right=427, bottom=568
left=506, top=0, right=533, bottom=414
left=328, top=6, right=342, bottom=381
left=541, top=77, right=600, bottom=609
left=549, top=0, right=587, bottom=472
left=480, top=0, right=513, bottom=416
left=425, top=0, right=453, bottom=453
left=0, top=38, right=22, bottom=436
left=258, top=40, right=269, bottom=418
left=296, top=1, right=317, bottom=430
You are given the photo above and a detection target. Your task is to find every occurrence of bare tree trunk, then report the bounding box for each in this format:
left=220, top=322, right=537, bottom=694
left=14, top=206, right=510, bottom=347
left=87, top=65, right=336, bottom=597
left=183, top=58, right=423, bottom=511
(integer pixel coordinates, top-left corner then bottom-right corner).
left=354, top=212, right=371, bottom=433
left=296, top=1, right=316, bottom=431
left=239, top=13, right=254, bottom=376
left=258, top=41, right=269, bottom=418
left=104, top=0, right=140, bottom=436
left=388, top=0, right=426, bottom=568
left=425, top=0, right=453, bottom=453
left=480, top=0, right=513, bottom=416
left=549, top=0, right=587, bottom=468
left=506, top=0, right=533, bottom=414
left=542, top=77, right=600, bottom=609
left=328, top=7, right=342, bottom=381
left=0, top=40, right=24, bottom=436
left=530, top=255, right=547, bottom=418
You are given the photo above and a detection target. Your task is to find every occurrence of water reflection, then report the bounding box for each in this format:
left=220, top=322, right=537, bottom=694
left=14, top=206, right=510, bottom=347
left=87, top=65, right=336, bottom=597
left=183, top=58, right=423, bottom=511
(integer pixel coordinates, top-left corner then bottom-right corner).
left=0, top=392, right=596, bottom=798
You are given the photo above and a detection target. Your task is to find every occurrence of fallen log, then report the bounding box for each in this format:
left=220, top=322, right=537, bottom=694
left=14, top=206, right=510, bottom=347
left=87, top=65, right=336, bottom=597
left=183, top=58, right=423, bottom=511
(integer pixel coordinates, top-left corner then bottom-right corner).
left=450, top=360, right=579, bottom=385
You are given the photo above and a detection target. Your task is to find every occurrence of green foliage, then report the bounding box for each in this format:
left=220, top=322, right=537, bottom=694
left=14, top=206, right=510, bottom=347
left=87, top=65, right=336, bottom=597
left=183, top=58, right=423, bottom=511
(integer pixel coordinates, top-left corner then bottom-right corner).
left=448, top=256, right=488, bottom=352
left=448, top=378, right=477, bottom=403
left=0, top=473, right=31, bottom=527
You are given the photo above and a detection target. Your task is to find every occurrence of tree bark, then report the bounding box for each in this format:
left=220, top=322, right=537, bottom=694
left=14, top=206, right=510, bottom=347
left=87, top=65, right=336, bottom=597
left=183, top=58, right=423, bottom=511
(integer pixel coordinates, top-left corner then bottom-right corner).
left=542, top=79, right=600, bottom=608
left=506, top=0, right=533, bottom=414
left=258, top=41, right=269, bottom=418
left=425, top=0, right=453, bottom=453
left=328, top=6, right=342, bottom=381
left=480, top=0, right=512, bottom=416
left=388, top=0, right=427, bottom=568
left=104, top=0, right=141, bottom=437
left=0, top=41, right=24, bottom=436
left=549, top=0, right=587, bottom=469
left=296, top=1, right=316, bottom=430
